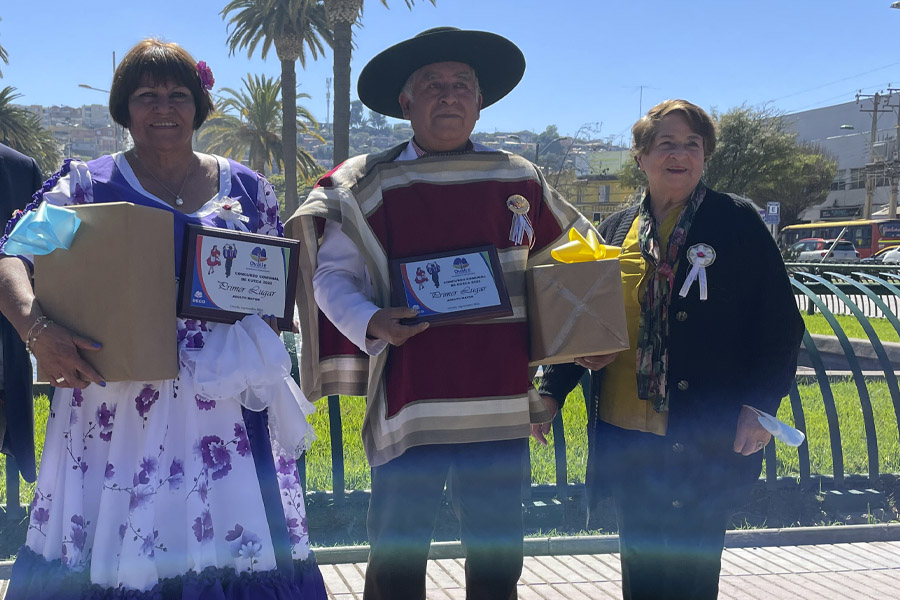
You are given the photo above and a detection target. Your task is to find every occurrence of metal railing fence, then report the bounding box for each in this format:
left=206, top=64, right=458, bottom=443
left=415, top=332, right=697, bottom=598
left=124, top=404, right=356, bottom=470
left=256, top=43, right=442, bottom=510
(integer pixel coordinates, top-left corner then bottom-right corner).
left=4, top=264, right=900, bottom=524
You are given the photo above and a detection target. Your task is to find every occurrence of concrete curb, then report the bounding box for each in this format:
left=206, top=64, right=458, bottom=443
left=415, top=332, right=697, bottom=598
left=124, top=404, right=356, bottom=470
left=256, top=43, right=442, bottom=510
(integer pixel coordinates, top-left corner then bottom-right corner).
left=798, top=334, right=900, bottom=372
left=310, top=522, right=900, bottom=565
left=1, top=523, right=896, bottom=571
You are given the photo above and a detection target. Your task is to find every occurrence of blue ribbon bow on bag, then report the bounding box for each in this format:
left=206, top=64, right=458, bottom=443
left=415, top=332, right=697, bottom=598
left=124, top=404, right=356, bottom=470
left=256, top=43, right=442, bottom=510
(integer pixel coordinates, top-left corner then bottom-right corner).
left=3, top=203, right=81, bottom=256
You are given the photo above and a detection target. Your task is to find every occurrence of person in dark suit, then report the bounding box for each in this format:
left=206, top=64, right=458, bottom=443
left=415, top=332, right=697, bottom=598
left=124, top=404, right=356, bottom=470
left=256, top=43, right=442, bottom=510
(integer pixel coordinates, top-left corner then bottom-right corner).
left=537, top=100, right=804, bottom=600
left=223, top=243, right=237, bottom=277
left=0, top=142, right=41, bottom=484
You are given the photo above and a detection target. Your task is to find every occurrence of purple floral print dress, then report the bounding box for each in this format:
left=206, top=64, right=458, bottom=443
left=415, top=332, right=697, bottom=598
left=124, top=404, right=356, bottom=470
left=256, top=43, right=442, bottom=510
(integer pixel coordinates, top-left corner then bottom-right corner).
left=0, top=154, right=325, bottom=599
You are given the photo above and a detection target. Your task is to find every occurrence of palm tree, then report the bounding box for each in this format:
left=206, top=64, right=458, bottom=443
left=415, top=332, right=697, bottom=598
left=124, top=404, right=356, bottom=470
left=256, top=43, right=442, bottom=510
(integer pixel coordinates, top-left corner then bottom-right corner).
left=0, top=87, right=60, bottom=174
left=198, top=74, right=322, bottom=184
left=325, top=0, right=435, bottom=167
left=0, top=18, right=9, bottom=78
left=222, top=0, right=332, bottom=215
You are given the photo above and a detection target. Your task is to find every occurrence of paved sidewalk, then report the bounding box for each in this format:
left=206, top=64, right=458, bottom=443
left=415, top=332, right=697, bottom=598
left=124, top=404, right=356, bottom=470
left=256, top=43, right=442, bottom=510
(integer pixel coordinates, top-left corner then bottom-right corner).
left=318, top=540, right=900, bottom=599
left=2, top=525, right=899, bottom=599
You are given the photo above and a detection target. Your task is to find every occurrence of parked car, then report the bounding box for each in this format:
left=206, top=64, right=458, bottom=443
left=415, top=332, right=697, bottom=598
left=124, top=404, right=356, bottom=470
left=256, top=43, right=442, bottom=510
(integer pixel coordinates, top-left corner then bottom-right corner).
left=784, top=238, right=859, bottom=262
left=881, top=247, right=900, bottom=264
left=782, top=238, right=823, bottom=261
left=861, top=245, right=900, bottom=264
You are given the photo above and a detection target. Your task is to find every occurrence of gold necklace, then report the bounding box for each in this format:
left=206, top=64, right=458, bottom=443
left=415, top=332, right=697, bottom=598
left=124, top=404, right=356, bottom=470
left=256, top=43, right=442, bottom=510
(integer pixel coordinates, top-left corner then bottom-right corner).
left=133, top=150, right=197, bottom=206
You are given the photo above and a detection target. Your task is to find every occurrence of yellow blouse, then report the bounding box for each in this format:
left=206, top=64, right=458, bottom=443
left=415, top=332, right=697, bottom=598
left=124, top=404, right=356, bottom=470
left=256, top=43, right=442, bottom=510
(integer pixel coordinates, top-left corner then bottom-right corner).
left=596, top=208, right=682, bottom=435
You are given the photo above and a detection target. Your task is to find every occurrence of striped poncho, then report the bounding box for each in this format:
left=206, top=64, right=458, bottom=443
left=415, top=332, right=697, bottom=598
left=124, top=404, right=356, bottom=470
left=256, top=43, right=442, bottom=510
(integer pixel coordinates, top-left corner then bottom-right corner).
left=286, top=144, right=593, bottom=466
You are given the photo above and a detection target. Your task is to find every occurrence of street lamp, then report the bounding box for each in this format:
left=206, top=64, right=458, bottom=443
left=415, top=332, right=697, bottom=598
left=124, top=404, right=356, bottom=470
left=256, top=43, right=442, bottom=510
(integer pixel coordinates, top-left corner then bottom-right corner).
left=78, top=83, right=108, bottom=94
left=78, top=83, right=119, bottom=153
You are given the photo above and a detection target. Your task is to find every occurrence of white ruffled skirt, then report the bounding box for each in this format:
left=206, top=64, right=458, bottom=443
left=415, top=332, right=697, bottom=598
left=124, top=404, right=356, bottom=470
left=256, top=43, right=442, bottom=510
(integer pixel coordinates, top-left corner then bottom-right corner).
left=10, top=316, right=324, bottom=598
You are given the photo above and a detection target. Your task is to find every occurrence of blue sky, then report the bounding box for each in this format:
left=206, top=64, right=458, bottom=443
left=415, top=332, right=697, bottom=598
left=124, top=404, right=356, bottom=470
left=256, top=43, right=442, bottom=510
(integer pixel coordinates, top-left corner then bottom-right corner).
left=3, top=1, right=900, bottom=143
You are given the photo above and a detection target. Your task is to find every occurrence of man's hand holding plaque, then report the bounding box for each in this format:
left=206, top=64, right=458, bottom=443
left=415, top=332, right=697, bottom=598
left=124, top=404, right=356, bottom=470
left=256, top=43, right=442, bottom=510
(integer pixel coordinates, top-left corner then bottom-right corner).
left=366, top=307, right=430, bottom=346
left=390, top=245, right=512, bottom=326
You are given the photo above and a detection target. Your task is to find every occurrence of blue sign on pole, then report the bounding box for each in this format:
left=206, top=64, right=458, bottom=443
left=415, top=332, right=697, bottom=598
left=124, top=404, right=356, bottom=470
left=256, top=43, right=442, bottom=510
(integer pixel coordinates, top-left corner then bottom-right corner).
left=764, top=202, right=781, bottom=225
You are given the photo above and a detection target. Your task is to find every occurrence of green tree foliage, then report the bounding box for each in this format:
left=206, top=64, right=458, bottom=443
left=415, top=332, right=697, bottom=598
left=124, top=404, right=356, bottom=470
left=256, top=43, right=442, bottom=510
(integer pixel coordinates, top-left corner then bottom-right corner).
left=349, top=99, right=365, bottom=129
left=325, top=0, right=436, bottom=167
left=534, top=124, right=564, bottom=172
left=706, top=106, right=836, bottom=226
left=617, top=157, right=646, bottom=191
left=197, top=74, right=322, bottom=181
left=704, top=105, right=797, bottom=194
left=0, top=87, right=60, bottom=175
left=267, top=172, right=318, bottom=214
left=222, top=0, right=332, bottom=216
left=368, top=110, right=387, bottom=131
left=535, top=124, right=559, bottom=151
left=614, top=105, right=836, bottom=221
left=535, top=122, right=601, bottom=187
left=0, top=18, right=9, bottom=78
left=747, top=144, right=837, bottom=227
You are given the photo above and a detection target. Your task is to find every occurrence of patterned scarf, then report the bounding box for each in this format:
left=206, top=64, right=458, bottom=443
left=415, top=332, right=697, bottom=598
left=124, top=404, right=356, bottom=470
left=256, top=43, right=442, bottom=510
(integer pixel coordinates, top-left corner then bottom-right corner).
left=635, top=182, right=707, bottom=412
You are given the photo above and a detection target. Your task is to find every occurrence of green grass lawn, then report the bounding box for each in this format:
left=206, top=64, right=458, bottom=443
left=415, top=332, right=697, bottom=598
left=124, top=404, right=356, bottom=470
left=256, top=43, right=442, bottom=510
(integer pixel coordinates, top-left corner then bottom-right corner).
left=802, top=313, right=900, bottom=343
left=301, top=389, right=590, bottom=491
left=254, top=379, right=900, bottom=491
left=0, top=394, right=50, bottom=508
left=776, top=378, right=900, bottom=477
left=3, top=380, right=898, bottom=500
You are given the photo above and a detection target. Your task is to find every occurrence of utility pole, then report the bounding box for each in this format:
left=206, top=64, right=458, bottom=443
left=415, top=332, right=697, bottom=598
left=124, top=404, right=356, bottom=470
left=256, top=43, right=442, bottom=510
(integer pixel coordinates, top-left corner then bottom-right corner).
left=638, top=85, right=646, bottom=118
left=325, top=77, right=332, bottom=130
left=884, top=87, right=900, bottom=219
left=857, top=91, right=890, bottom=219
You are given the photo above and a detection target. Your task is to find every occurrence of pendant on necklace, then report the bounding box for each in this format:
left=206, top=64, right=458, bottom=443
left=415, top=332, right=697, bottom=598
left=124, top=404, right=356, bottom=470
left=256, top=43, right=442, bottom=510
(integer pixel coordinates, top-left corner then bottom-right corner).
left=175, top=197, right=184, bottom=206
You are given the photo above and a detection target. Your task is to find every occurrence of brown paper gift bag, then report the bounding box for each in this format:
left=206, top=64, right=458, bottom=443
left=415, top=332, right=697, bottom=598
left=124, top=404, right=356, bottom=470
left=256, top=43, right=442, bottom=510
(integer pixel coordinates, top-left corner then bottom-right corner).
left=527, top=259, right=629, bottom=366
left=34, top=202, right=177, bottom=382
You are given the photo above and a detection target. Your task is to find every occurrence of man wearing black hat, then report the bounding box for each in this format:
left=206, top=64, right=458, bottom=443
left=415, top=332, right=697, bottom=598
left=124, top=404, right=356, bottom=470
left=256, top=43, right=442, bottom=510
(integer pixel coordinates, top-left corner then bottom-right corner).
left=287, top=27, right=593, bottom=599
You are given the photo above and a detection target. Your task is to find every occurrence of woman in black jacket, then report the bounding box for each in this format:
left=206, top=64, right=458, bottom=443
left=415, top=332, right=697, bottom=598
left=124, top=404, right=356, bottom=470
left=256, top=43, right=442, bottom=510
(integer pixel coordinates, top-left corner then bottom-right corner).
left=537, top=99, right=804, bottom=600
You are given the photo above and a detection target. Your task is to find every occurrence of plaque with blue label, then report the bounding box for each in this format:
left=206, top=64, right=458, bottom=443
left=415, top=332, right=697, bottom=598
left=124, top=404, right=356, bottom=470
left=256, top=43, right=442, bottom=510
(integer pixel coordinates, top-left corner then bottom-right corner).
left=178, top=225, right=299, bottom=330
left=390, top=245, right=513, bottom=325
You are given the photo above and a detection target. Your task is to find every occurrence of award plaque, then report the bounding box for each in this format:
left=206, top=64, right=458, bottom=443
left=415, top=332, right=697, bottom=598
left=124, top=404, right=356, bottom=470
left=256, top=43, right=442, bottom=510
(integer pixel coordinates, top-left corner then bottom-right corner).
left=390, top=245, right=513, bottom=325
left=178, top=225, right=299, bottom=330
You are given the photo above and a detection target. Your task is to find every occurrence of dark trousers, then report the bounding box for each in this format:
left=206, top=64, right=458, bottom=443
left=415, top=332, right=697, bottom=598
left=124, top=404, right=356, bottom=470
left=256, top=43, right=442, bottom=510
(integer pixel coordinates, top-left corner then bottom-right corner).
left=615, top=488, right=730, bottom=600
left=596, top=425, right=742, bottom=600
left=364, top=438, right=527, bottom=600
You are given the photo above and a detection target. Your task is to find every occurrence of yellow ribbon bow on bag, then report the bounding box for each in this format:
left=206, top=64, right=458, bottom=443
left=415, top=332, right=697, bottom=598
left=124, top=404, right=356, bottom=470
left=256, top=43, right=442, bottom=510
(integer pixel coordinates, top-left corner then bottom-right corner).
left=550, top=228, right=621, bottom=263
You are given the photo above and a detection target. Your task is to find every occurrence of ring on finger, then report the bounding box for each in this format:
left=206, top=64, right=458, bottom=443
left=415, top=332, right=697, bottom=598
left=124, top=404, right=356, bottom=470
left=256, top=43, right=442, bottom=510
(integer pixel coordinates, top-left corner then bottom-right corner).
left=54, top=376, right=66, bottom=384
left=756, top=441, right=764, bottom=450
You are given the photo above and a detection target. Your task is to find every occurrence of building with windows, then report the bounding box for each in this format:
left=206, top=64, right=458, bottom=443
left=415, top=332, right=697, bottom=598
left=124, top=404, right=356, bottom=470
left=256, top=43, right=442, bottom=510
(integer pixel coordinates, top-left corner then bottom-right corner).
left=569, top=148, right=636, bottom=221
left=786, top=96, right=900, bottom=221
left=18, top=103, right=123, bottom=159
left=555, top=172, right=636, bottom=223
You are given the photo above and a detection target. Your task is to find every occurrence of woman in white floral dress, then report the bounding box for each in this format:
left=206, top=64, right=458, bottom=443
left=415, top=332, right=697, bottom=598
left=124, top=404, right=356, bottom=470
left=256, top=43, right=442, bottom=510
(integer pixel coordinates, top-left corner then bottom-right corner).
left=0, top=39, right=326, bottom=599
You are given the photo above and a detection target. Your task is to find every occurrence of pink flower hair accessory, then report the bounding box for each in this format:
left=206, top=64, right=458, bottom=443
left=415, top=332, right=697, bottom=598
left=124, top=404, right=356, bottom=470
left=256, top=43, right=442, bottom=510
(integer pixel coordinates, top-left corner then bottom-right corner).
left=197, top=61, right=215, bottom=91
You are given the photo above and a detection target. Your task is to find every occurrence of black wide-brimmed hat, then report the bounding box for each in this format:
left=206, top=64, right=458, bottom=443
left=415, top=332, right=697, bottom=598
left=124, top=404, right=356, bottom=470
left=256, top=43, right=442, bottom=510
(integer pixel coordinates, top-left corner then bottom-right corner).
left=357, top=27, right=526, bottom=119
